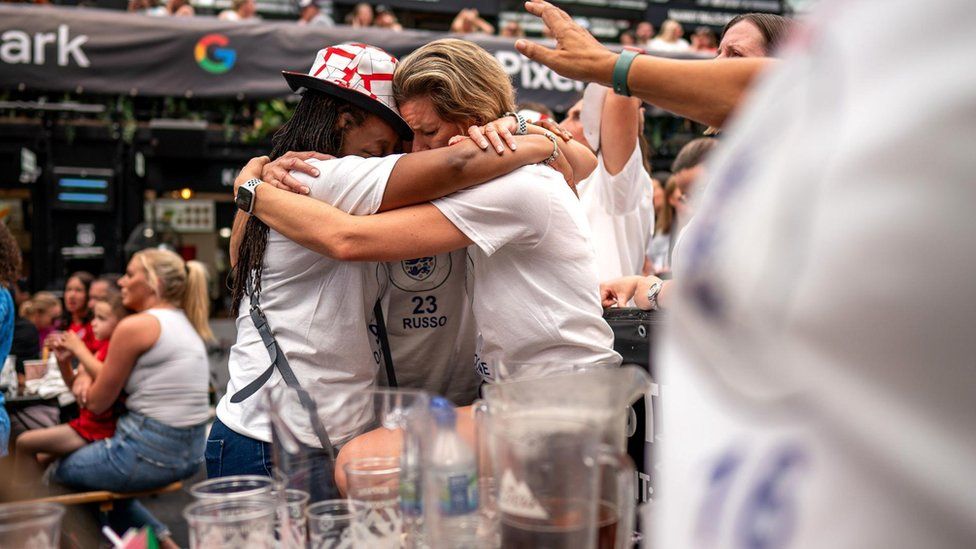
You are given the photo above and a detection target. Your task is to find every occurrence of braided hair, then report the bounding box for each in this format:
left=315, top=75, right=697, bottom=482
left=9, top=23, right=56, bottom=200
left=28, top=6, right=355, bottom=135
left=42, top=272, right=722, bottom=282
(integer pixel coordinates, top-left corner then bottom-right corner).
left=231, top=90, right=369, bottom=315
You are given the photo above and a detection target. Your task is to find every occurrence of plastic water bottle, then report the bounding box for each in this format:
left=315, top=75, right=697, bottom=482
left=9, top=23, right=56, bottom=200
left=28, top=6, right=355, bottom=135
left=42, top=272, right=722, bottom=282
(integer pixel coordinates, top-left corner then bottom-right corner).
left=428, top=397, right=479, bottom=546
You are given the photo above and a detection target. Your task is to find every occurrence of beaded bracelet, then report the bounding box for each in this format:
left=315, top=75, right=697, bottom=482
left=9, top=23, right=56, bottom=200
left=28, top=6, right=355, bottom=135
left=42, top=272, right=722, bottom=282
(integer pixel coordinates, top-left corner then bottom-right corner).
left=541, top=131, right=560, bottom=166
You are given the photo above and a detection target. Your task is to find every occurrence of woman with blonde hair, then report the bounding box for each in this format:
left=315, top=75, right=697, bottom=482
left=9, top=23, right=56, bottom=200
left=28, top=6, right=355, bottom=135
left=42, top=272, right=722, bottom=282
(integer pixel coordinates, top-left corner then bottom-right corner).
left=649, top=19, right=691, bottom=52
left=20, top=291, right=61, bottom=350
left=51, top=248, right=212, bottom=549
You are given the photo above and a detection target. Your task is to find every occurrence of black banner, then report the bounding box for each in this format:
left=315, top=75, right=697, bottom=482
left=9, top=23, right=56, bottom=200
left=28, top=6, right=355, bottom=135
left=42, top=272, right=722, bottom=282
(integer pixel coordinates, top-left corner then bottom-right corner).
left=0, top=5, right=586, bottom=111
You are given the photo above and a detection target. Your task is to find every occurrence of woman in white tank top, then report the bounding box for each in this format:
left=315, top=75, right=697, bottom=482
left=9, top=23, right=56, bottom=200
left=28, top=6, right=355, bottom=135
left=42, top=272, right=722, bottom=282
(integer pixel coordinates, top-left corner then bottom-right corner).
left=52, top=249, right=213, bottom=549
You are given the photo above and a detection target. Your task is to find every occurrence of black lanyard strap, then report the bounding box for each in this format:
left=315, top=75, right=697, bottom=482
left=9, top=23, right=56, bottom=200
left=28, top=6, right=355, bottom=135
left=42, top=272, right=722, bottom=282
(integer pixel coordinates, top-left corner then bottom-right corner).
left=230, top=287, right=334, bottom=459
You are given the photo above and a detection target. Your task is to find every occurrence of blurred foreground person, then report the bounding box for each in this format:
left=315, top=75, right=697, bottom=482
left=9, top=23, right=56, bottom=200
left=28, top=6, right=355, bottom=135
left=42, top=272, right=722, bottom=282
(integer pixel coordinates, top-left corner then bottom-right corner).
left=524, top=0, right=976, bottom=546
left=658, top=2, right=976, bottom=548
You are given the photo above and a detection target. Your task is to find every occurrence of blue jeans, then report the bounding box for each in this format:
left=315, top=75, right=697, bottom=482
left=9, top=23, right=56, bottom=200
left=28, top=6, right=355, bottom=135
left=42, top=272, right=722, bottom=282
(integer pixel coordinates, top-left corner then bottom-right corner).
left=53, top=412, right=206, bottom=538
left=206, top=417, right=339, bottom=501
left=205, top=418, right=274, bottom=478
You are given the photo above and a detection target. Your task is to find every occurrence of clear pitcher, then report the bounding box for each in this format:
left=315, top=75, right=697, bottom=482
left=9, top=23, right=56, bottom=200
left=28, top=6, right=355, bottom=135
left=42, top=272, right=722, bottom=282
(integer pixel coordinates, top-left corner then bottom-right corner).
left=477, top=366, right=652, bottom=548
left=486, top=409, right=634, bottom=549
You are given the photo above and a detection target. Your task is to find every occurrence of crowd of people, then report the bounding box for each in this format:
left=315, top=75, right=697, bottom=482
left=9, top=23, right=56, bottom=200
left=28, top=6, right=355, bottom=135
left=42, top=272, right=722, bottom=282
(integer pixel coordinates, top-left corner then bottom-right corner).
left=1, top=233, right=212, bottom=547
left=2, top=0, right=974, bottom=546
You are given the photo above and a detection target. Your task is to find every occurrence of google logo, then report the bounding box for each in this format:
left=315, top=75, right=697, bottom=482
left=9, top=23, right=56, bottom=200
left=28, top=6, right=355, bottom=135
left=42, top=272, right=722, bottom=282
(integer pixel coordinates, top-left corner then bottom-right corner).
left=195, top=34, right=237, bottom=74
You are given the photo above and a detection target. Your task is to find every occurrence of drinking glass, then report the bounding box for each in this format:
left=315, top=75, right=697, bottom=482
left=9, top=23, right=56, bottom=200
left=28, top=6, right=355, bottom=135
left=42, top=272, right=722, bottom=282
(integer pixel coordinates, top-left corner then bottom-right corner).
left=183, top=496, right=276, bottom=548
left=0, top=502, right=64, bottom=549
left=343, top=456, right=402, bottom=548
left=275, top=488, right=310, bottom=548
left=188, top=475, right=275, bottom=500
left=306, top=499, right=367, bottom=549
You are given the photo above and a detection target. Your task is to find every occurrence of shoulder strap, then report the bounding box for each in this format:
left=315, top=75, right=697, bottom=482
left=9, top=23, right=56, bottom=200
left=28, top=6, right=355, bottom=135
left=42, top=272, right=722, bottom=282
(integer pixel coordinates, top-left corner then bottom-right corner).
left=373, top=300, right=397, bottom=388
left=230, top=288, right=334, bottom=458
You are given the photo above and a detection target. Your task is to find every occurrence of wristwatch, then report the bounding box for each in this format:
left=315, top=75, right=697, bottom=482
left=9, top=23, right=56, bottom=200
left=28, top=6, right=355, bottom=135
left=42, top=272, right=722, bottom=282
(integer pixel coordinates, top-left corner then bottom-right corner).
left=235, top=178, right=263, bottom=215
left=645, top=276, right=663, bottom=311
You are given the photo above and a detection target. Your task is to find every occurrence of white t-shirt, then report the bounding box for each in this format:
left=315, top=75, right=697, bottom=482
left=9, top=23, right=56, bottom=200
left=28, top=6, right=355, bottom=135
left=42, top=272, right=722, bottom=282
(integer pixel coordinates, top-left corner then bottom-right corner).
left=432, top=164, right=621, bottom=377
left=217, top=154, right=401, bottom=446
left=380, top=250, right=481, bottom=406
left=656, top=1, right=976, bottom=547
left=645, top=232, right=671, bottom=274
left=648, top=37, right=690, bottom=53
left=578, top=145, right=654, bottom=281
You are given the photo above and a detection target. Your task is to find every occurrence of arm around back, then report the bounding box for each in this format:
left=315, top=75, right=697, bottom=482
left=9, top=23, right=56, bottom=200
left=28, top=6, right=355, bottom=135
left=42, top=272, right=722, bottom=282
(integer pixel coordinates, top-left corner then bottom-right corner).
left=85, top=313, right=160, bottom=415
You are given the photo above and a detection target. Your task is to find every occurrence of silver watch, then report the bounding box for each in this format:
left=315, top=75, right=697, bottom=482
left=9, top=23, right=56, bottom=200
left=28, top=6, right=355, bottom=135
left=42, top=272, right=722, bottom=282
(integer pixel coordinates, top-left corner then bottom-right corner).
left=235, top=178, right=263, bottom=215
left=645, top=277, right=663, bottom=311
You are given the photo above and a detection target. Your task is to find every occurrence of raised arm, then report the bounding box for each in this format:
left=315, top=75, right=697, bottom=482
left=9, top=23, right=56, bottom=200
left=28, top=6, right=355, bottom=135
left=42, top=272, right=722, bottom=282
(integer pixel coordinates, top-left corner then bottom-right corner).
left=516, top=0, right=771, bottom=128
left=85, top=314, right=158, bottom=414
left=599, top=91, right=642, bottom=175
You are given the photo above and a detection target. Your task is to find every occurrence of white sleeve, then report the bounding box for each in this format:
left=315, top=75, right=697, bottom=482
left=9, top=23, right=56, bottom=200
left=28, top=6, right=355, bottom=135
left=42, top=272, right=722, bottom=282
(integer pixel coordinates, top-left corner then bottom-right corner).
left=290, top=154, right=404, bottom=215
left=592, top=145, right=650, bottom=216
left=431, top=167, right=554, bottom=257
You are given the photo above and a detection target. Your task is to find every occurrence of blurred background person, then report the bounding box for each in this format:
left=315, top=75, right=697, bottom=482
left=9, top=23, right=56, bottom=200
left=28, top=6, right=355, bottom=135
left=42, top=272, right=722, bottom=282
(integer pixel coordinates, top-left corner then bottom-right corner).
left=691, top=26, right=718, bottom=55
left=649, top=19, right=690, bottom=52
left=450, top=8, right=494, bottom=34
left=500, top=20, right=524, bottom=38
left=345, top=2, right=372, bottom=27
left=297, top=0, right=333, bottom=26
left=643, top=177, right=670, bottom=276
left=87, top=274, right=121, bottom=314
left=604, top=137, right=716, bottom=305
left=373, top=5, right=402, bottom=31
left=219, top=0, right=258, bottom=22
left=561, top=83, right=655, bottom=281
left=164, top=0, right=193, bottom=16
left=718, top=12, right=792, bottom=58
left=14, top=291, right=130, bottom=484
left=20, top=292, right=60, bottom=353
left=635, top=21, right=654, bottom=48
left=618, top=29, right=636, bottom=47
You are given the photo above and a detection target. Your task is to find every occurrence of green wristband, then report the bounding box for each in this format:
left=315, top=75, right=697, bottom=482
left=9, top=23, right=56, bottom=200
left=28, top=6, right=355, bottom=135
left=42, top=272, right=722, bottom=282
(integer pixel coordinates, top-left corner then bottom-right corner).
left=612, top=49, right=640, bottom=97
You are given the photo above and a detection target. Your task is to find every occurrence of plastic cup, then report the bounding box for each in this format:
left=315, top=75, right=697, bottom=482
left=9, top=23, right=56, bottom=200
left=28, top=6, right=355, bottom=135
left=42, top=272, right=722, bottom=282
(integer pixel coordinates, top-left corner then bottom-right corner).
left=0, top=502, right=65, bottom=549
left=23, top=359, right=48, bottom=382
left=183, top=496, right=276, bottom=548
left=275, top=488, right=310, bottom=549
left=343, top=457, right=402, bottom=548
left=189, top=475, right=275, bottom=500
left=306, top=499, right=368, bottom=549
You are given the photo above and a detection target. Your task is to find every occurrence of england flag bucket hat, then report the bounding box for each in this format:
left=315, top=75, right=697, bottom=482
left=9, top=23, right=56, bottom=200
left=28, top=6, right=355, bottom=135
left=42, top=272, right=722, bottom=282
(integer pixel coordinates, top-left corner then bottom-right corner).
left=282, top=43, right=413, bottom=141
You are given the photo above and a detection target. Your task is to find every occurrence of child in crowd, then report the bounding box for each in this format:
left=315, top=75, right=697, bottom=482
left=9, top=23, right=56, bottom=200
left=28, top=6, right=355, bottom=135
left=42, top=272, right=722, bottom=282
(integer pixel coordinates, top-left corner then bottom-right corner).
left=13, top=293, right=129, bottom=480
